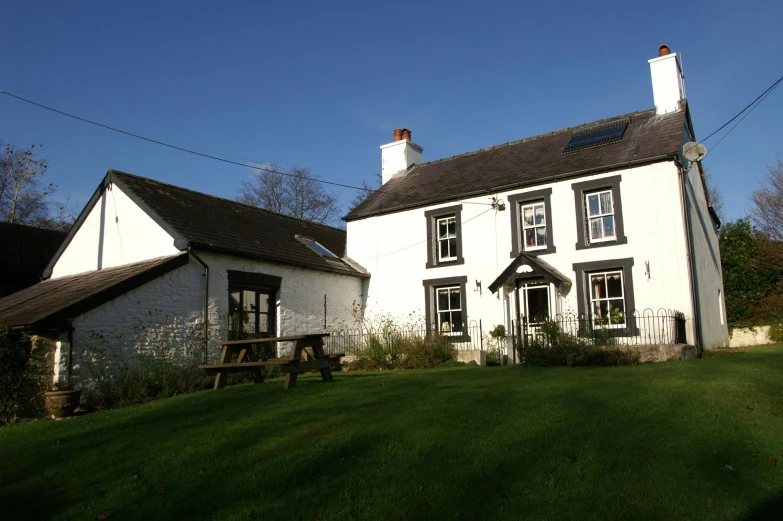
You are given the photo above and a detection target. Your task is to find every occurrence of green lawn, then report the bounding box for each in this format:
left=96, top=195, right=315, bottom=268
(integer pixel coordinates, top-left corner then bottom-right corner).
left=2, top=347, right=782, bottom=521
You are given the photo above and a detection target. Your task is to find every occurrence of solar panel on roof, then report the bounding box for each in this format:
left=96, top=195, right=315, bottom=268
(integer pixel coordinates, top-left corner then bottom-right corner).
left=562, top=119, right=629, bottom=154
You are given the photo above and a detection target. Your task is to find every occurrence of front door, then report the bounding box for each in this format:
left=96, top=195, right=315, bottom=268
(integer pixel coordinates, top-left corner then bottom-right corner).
left=515, top=280, right=552, bottom=336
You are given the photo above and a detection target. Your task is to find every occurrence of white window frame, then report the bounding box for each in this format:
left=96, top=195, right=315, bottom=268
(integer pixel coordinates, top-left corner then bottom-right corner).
left=436, top=285, right=463, bottom=335
left=520, top=201, right=548, bottom=252
left=588, top=270, right=626, bottom=328
left=586, top=189, right=616, bottom=243
left=437, top=216, right=458, bottom=262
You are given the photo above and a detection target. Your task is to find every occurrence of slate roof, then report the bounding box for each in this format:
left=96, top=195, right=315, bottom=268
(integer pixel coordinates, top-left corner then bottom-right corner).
left=0, top=254, right=188, bottom=328
left=59, top=171, right=366, bottom=279
left=0, top=223, right=67, bottom=298
left=345, top=107, right=687, bottom=220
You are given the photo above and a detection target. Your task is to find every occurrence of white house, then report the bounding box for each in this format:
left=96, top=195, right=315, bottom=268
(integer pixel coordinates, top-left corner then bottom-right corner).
left=0, top=170, right=368, bottom=384
left=344, top=45, right=728, bottom=354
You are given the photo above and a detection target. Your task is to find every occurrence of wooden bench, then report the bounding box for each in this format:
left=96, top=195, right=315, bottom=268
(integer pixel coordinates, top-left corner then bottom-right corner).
left=199, top=333, right=343, bottom=390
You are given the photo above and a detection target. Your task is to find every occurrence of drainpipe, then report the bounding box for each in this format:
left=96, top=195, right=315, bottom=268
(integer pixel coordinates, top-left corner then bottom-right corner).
left=188, top=248, right=210, bottom=364
left=678, top=165, right=704, bottom=355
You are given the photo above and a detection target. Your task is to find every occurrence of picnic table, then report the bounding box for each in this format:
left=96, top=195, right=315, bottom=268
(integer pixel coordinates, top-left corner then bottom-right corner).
left=198, top=333, right=343, bottom=390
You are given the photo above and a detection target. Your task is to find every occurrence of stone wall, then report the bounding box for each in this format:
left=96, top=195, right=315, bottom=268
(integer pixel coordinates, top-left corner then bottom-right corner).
left=18, top=333, right=60, bottom=417
left=729, top=325, right=779, bottom=348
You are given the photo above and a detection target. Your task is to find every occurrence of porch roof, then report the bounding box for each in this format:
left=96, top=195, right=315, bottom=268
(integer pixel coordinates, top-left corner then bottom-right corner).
left=488, top=252, right=572, bottom=294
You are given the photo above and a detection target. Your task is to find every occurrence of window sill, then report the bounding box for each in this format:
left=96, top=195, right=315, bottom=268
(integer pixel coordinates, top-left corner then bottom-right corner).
left=575, top=236, right=627, bottom=250
left=425, top=258, right=465, bottom=269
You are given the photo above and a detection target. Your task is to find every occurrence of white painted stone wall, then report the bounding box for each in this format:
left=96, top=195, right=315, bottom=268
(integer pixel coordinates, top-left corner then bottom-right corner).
left=62, top=253, right=364, bottom=386
left=728, top=326, right=778, bottom=348
left=347, top=161, right=709, bottom=346
left=51, top=182, right=179, bottom=278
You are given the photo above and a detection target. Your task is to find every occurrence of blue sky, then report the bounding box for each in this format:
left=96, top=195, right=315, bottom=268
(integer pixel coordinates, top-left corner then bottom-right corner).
left=1, top=0, right=781, bottom=223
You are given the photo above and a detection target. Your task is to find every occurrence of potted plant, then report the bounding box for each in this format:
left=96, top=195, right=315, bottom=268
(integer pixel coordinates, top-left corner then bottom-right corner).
left=44, top=380, right=81, bottom=419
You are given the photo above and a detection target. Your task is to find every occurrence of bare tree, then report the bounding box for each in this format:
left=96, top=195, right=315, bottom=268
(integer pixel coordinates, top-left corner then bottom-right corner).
left=236, top=164, right=342, bottom=226
left=750, top=157, right=783, bottom=241
left=348, top=172, right=382, bottom=212
left=703, top=169, right=725, bottom=221
left=0, top=142, right=73, bottom=230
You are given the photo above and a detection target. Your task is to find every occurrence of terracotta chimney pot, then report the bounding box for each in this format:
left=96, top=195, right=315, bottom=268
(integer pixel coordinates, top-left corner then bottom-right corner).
left=401, top=129, right=412, bottom=141
left=659, top=44, right=671, bottom=56
left=393, top=128, right=403, bottom=142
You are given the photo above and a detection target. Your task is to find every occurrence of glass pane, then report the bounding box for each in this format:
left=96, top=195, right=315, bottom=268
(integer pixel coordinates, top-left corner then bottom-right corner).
left=535, top=204, right=545, bottom=225
left=439, top=239, right=449, bottom=259
left=590, top=218, right=603, bottom=240
left=525, top=228, right=536, bottom=247
left=439, top=312, right=452, bottom=332
left=243, top=290, right=256, bottom=312
left=258, top=293, right=270, bottom=313
left=451, top=311, right=463, bottom=332
left=450, top=288, right=461, bottom=310
left=447, top=218, right=456, bottom=236
left=438, top=220, right=447, bottom=239
left=587, top=194, right=600, bottom=216
left=258, top=314, right=270, bottom=333
left=527, top=287, right=549, bottom=321
left=243, top=312, right=256, bottom=334
left=609, top=300, right=625, bottom=325
left=229, top=291, right=241, bottom=312
left=607, top=273, right=623, bottom=298
left=448, top=238, right=457, bottom=257
left=229, top=310, right=243, bottom=333
left=590, top=274, right=607, bottom=299
left=600, top=191, right=613, bottom=214
left=536, top=227, right=547, bottom=247
left=523, top=207, right=534, bottom=226
left=437, top=289, right=449, bottom=311
left=603, top=216, right=615, bottom=237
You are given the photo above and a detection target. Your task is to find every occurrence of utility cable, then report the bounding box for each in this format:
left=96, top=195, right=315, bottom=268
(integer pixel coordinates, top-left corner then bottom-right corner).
left=709, top=80, right=781, bottom=153
left=0, top=89, right=372, bottom=193
left=700, top=73, right=783, bottom=144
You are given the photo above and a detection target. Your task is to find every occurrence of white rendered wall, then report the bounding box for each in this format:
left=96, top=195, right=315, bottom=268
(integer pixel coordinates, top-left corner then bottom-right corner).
left=67, top=253, right=364, bottom=386
left=347, top=162, right=698, bottom=341
left=51, top=182, right=179, bottom=278
left=683, top=161, right=729, bottom=348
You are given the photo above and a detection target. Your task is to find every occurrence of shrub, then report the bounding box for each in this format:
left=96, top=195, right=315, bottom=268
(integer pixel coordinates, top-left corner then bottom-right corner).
left=86, top=353, right=213, bottom=410
left=517, top=320, right=639, bottom=367
left=769, top=324, right=783, bottom=343
left=0, top=327, right=32, bottom=424
left=353, top=330, right=456, bottom=370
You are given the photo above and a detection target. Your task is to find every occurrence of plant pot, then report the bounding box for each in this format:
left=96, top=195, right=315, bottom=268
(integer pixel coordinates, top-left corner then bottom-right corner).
left=44, top=389, right=82, bottom=419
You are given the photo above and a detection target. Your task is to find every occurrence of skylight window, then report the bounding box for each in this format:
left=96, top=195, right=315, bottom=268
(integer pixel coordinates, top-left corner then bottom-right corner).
left=296, top=235, right=338, bottom=258
left=562, top=119, right=629, bottom=154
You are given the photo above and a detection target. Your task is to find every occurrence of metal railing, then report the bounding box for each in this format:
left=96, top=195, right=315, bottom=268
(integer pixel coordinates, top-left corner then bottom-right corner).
left=324, top=319, right=485, bottom=356
left=511, top=308, right=687, bottom=350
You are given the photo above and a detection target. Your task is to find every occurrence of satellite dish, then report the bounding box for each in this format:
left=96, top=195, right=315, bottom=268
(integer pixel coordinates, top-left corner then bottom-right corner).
left=683, top=142, right=708, bottom=162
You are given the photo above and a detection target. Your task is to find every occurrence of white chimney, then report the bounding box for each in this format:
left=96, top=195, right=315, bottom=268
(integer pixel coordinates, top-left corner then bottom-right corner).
left=380, top=128, right=423, bottom=185
left=649, top=44, right=686, bottom=115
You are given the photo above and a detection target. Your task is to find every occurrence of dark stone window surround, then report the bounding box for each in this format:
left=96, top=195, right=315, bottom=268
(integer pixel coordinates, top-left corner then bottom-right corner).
left=422, top=275, right=471, bottom=341
left=227, top=270, right=281, bottom=337
left=424, top=204, right=464, bottom=269
left=508, top=188, right=556, bottom=257
left=571, top=175, right=628, bottom=250
left=572, top=258, right=637, bottom=336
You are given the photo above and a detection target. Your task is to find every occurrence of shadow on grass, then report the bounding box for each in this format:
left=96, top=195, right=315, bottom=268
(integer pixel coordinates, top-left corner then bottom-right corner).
left=2, top=358, right=783, bottom=521
left=742, top=492, right=783, bottom=520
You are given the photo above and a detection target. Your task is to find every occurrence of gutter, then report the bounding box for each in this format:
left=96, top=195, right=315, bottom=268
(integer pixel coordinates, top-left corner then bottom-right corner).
left=345, top=153, right=679, bottom=221
left=677, top=164, right=704, bottom=354
left=188, top=248, right=211, bottom=364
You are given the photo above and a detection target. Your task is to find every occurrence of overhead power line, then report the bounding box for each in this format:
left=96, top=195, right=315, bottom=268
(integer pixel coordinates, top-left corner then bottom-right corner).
left=700, top=73, right=783, bottom=144
left=0, top=89, right=372, bottom=193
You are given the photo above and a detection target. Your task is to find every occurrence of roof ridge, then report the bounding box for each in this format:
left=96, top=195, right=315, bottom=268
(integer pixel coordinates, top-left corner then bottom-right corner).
left=411, top=108, right=657, bottom=169
left=108, top=170, right=347, bottom=234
